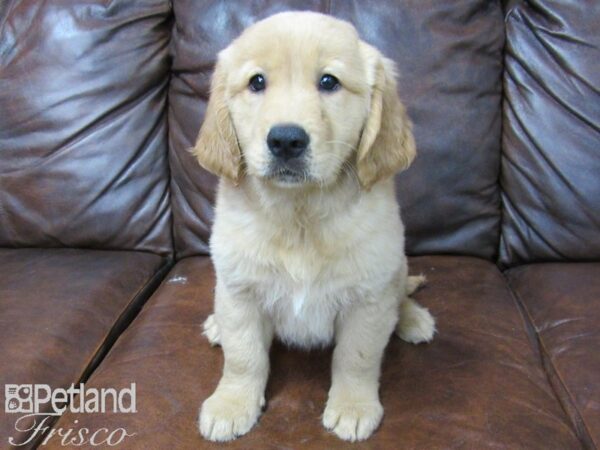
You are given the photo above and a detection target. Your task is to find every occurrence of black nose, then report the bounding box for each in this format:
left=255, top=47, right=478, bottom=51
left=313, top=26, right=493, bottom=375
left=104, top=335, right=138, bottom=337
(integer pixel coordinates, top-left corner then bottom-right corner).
left=267, top=125, right=309, bottom=160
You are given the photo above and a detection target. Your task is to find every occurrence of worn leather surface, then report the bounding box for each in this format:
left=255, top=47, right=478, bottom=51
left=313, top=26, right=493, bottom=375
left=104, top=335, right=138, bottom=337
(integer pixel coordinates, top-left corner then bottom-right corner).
left=46, top=256, right=581, bottom=449
left=500, top=0, right=600, bottom=267
left=507, top=263, right=600, bottom=449
left=169, top=0, right=504, bottom=259
left=0, top=249, right=167, bottom=448
left=0, top=0, right=173, bottom=255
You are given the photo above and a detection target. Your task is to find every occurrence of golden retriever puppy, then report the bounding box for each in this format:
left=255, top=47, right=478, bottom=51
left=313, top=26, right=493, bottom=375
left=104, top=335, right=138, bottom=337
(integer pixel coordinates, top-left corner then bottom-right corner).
left=194, top=11, right=435, bottom=442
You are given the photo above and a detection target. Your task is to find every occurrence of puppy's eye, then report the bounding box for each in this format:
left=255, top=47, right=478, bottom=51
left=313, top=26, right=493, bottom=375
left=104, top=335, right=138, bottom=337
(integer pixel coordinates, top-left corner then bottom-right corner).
left=319, top=74, right=341, bottom=92
left=249, top=74, right=266, bottom=92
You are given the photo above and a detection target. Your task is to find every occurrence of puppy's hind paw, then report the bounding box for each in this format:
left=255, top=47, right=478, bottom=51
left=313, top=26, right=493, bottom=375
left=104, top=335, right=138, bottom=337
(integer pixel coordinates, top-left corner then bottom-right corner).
left=202, top=314, right=221, bottom=346
left=406, top=274, right=426, bottom=296
left=396, top=298, right=436, bottom=344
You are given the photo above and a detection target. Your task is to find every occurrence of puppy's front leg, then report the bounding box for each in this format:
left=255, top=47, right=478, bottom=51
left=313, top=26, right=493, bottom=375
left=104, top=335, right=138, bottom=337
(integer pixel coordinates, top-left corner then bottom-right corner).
left=323, top=293, right=398, bottom=442
left=199, top=284, right=273, bottom=442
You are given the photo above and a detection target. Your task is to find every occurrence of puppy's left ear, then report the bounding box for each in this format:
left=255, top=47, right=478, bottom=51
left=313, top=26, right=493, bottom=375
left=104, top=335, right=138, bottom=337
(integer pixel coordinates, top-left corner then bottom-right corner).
left=356, top=43, right=416, bottom=189
left=193, top=50, right=242, bottom=183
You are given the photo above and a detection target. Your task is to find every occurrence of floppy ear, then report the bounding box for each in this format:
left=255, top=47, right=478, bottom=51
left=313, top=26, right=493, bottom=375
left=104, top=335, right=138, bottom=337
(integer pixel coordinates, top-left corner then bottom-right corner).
left=193, top=52, right=242, bottom=182
left=356, top=43, right=416, bottom=189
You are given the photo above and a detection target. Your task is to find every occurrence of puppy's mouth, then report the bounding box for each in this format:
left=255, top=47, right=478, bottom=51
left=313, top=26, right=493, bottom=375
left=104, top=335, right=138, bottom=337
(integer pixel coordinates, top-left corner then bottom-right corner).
left=265, top=164, right=313, bottom=185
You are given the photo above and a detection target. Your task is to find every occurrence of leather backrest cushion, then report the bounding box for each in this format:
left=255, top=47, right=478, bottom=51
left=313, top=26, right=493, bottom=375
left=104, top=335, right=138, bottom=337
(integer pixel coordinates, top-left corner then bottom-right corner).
left=500, top=1, right=600, bottom=267
left=169, top=0, right=505, bottom=258
left=0, top=0, right=173, bottom=255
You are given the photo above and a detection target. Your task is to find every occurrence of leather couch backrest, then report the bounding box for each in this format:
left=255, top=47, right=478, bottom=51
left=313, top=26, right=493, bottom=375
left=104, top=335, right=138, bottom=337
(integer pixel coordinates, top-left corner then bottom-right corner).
left=500, top=0, right=600, bottom=267
left=0, top=0, right=173, bottom=255
left=168, top=0, right=505, bottom=259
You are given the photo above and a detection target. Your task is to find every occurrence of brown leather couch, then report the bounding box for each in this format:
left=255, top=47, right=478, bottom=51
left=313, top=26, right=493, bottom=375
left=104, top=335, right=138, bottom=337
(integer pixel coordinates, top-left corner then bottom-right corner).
left=1, top=1, right=598, bottom=449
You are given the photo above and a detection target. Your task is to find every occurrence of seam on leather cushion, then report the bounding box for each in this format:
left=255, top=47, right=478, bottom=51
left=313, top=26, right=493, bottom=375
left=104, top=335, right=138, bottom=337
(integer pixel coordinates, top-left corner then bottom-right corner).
left=505, top=271, right=596, bottom=450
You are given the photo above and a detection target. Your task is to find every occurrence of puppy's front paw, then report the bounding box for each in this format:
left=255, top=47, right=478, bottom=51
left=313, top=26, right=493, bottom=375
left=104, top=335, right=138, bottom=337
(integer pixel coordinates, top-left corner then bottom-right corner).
left=396, top=298, right=436, bottom=344
left=199, top=389, right=262, bottom=442
left=322, top=394, right=383, bottom=442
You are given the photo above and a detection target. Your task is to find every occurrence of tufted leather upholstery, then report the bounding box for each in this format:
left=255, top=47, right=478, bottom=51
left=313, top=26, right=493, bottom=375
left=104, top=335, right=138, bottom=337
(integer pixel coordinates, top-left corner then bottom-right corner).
left=0, top=0, right=173, bottom=255
left=500, top=0, right=600, bottom=267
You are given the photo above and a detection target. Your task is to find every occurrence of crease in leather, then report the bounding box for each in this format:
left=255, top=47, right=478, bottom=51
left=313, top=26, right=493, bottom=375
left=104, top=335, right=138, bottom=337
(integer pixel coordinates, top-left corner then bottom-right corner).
left=152, top=175, right=175, bottom=260
left=171, top=70, right=209, bottom=99
left=504, top=1, right=523, bottom=21
left=73, top=95, right=168, bottom=224
left=500, top=103, right=590, bottom=264
left=517, top=12, right=600, bottom=132
left=28, top=256, right=174, bottom=449
left=500, top=189, right=565, bottom=264
left=0, top=77, right=168, bottom=178
left=167, top=59, right=214, bottom=258
left=500, top=1, right=600, bottom=267
left=505, top=271, right=596, bottom=450
left=167, top=119, right=214, bottom=256
left=501, top=83, right=573, bottom=261
left=162, top=59, right=177, bottom=260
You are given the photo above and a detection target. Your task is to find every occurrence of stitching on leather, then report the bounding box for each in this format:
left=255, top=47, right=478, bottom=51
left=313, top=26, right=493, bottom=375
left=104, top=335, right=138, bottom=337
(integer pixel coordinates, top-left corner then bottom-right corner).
left=505, top=270, right=597, bottom=450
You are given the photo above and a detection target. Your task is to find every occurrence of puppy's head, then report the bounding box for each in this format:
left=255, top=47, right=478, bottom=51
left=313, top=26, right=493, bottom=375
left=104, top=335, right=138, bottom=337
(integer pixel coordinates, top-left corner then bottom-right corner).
left=194, top=12, right=415, bottom=189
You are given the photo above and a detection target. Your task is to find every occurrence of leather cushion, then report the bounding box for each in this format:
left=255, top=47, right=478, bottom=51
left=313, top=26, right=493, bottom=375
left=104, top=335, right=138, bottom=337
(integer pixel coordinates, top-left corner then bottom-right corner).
left=500, top=0, right=600, bottom=266
left=44, top=256, right=580, bottom=449
left=0, top=249, right=168, bottom=447
left=0, top=0, right=173, bottom=255
left=168, top=0, right=504, bottom=259
left=507, top=263, right=600, bottom=448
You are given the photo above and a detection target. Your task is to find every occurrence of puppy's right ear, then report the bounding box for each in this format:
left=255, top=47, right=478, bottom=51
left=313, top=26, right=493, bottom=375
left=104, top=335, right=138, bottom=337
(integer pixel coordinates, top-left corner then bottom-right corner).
left=193, top=52, right=241, bottom=182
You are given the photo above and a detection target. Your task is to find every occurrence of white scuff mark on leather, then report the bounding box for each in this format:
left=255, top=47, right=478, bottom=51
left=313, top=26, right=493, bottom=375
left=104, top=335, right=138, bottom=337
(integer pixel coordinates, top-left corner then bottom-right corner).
left=167, top=276, right=188, bottom=285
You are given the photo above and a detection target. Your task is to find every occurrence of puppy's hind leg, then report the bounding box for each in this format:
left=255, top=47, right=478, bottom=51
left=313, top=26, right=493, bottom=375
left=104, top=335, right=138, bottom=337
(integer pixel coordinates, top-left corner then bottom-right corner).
left=203, top=314, right=221, bottom=346
left=406, top=274, right=426, bottom=296
left=396, top=276, right=436, bottom=344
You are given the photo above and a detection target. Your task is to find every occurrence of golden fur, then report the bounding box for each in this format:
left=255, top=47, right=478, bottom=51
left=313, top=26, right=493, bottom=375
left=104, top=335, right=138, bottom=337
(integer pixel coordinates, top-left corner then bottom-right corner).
left=194, top=12, right=435, bottom=442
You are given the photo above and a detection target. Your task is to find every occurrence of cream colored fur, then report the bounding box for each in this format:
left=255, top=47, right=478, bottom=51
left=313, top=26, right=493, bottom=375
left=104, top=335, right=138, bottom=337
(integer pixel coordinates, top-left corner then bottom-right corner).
left=194, top=12, right=436, bottom=442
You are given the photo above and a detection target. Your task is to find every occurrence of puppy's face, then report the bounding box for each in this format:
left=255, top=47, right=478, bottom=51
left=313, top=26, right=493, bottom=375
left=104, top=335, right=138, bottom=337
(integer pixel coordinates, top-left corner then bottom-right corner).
left=195, top=12, right=416, bottom=189
left=223, top=14, right=368, bottom=187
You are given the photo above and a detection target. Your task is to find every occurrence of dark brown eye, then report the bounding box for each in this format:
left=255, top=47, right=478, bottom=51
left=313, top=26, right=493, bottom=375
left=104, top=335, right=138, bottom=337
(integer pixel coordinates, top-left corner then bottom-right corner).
left=249, top=74, right=266, bottom=92
left=319, top=74, right=341, bottom=92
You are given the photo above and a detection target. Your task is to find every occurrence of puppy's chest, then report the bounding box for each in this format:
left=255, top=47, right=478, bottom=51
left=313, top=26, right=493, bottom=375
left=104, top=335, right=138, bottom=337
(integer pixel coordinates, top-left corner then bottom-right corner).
left=255, top=278, right=358, bottom=348
left=247, top=237, right=361, bottom=347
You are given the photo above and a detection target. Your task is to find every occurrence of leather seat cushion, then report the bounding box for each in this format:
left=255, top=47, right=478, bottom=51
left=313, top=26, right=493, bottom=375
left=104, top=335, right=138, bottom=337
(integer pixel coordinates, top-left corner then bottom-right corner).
left=0, top=248, right=168, bottom=447
left=507, top=263, right=600, bottom=448
left=44, top=256, right=581, bottom=449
